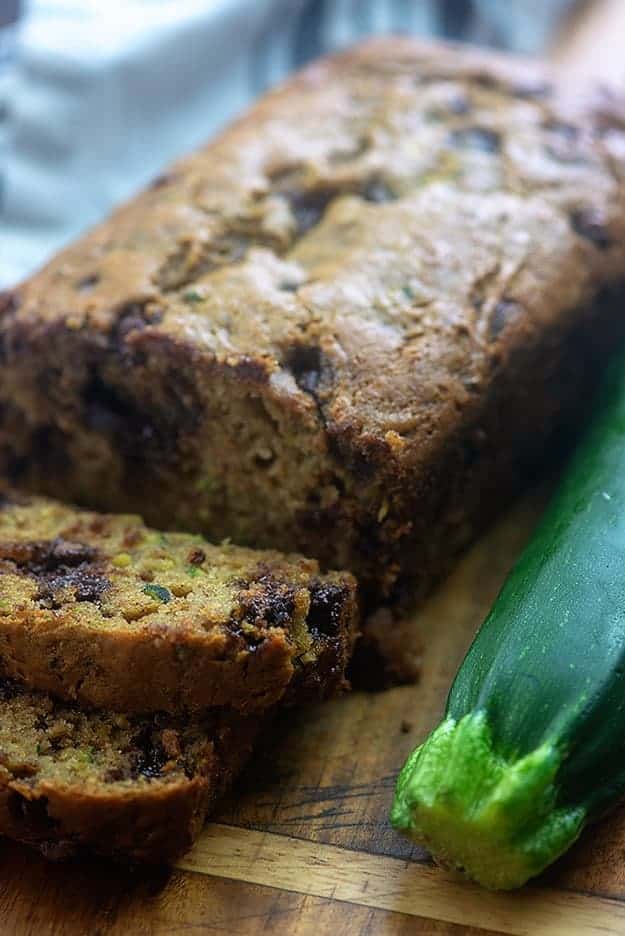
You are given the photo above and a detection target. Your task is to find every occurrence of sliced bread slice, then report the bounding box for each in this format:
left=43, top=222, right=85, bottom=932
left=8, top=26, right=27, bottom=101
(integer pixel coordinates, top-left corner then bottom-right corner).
left=0, top=678, right=263, bottom=863
left=0, top=490, right=358, bottom=713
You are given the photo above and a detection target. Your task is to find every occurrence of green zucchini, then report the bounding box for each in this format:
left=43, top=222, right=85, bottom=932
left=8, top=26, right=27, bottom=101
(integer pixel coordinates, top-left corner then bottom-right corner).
left=391, top=347, right=625, bottom=890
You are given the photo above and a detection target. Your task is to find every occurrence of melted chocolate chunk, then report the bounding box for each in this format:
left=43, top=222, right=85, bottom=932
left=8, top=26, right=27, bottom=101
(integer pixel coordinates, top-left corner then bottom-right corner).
left=286, top=189, right=335, bottom=234
left=285, top=345, right=323, bottom=395
left=307, top=581, right=348, bottom=638
left=83, top=373, right=187, bottom=469
left=238, top=577, right=296, bottom=629
left=0, top=538, right=110, bottom=606
left=34, top=713, right=49, bottom=731
left=131, top=727, right=169, bottom=779
left=0, top=538, right=98, bottom=570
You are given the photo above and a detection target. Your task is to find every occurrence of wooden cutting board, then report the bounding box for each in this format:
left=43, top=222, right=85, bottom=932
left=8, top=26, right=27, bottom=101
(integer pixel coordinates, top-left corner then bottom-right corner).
left=3, top=3, right=625, bottom=933
left=5, top=492, right=625, bottom=936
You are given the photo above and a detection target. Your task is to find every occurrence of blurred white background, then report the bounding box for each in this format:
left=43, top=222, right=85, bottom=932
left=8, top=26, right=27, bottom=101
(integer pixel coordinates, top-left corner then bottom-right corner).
left=0, top=0, right=581, bottom=286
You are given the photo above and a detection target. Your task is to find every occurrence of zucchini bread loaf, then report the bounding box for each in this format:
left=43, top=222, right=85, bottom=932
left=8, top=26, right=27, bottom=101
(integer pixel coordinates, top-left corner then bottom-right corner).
left=0, top=489, right=357, bottom=713
left=0, top=677, right=263, bottom=863
left=2, top=38, right=625, bottom=616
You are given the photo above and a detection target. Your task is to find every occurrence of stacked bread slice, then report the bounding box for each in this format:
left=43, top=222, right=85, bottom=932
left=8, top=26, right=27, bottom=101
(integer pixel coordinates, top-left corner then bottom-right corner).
left=0, top=489, right=358, bottom=862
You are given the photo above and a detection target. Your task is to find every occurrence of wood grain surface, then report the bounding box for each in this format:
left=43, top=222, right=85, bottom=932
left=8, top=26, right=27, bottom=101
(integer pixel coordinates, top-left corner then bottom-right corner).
left=3, top=3, right=625, bottom=933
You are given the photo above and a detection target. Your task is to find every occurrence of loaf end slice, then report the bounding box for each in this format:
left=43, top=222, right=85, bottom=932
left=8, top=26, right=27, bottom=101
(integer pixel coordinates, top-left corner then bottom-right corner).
left=0, top=490, right=358, bottom=713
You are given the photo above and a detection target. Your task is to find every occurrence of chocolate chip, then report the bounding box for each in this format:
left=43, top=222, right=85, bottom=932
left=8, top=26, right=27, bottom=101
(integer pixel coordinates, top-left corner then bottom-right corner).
left=37, top=570, right=110, bottom=606
left=307, top=581, right=348, bottom=638
left=131, top=727, right=168, bottom=779
left=287, top=189, right=334, bottom=234
left=449, top=127, right=501, bottom=153
left=82, top=370, right=191, bottom=467
left=1, top=538, right=111, bottom=606
left=0, top=538, right=98, bottom=571
left=238, top=578, right=296, bottom=629
left=45, top=540, right=99, bottom=568
left=285, top=345, right=323, bottom=395
left=570, top=208, right=613, bottom=250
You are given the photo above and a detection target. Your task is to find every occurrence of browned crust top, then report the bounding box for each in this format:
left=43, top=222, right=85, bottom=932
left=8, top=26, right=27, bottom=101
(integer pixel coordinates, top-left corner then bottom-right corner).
left=3, top=38, right=625, bottom=475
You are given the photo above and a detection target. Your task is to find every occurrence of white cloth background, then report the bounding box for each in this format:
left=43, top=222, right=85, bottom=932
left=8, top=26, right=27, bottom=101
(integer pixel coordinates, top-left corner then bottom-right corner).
left=0, top=0, right=579, bottom=287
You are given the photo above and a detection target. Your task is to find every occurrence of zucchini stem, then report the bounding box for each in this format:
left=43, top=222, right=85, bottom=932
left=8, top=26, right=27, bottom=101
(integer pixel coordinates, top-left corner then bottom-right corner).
left=391, top=711, right=585, bottom=889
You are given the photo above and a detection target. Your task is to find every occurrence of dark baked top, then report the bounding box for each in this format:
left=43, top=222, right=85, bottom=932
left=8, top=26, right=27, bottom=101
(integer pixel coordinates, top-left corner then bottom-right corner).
left=0, top=489, right=358, bottom=713
left=6, top=37, right=625, bottom=462
left=0, top=677, right=262, bottom=862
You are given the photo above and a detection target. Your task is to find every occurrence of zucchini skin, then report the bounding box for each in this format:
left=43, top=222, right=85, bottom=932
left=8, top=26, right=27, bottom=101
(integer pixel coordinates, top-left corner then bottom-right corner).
left=392, top=348, right=625, bottom=889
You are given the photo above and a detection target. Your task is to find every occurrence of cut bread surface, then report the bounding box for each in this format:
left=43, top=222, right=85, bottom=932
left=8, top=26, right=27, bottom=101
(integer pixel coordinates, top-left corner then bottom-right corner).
left=0, top=677, right=263, bottom=863
left=0, top=490, right=358, bottom=713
